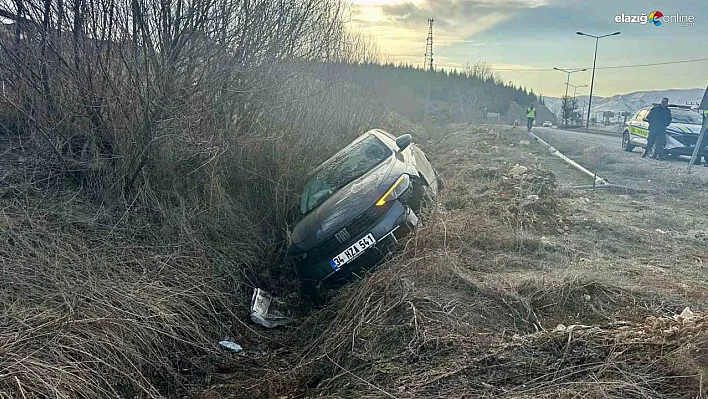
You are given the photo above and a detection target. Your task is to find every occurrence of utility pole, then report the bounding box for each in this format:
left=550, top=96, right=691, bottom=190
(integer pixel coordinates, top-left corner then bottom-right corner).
left=687, top=86, right=708, bottom=173
left=423, top=18, right=434, bottom=122
left=425, top=18, right=434, bottom=72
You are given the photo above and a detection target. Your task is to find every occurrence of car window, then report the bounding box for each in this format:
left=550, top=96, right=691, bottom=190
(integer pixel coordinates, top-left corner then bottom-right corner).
left=671, top=109, right=703, bottom=125
left=300, top=134, right=392, bottom=215
left=634, top=109, right=648, bottom=121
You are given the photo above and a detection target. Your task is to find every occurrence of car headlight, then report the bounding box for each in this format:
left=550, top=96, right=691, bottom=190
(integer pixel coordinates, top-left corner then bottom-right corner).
left=375, top=174, right=411, bottom=206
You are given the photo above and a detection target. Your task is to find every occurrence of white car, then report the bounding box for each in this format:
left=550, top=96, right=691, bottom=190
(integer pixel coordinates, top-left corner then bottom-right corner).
left=622, top=105, right=706, bottom=161
left=542, top=121, right=552, bottom=128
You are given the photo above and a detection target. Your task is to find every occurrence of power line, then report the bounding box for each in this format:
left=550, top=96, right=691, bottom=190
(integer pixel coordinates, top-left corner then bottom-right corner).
left=435, top=57, right=708, bottom=72
left=595, top=58, right=708, bottom=70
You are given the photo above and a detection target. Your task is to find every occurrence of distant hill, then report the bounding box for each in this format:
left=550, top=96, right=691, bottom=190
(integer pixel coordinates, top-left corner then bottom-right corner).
left=545, top=88, right=705, bottom=117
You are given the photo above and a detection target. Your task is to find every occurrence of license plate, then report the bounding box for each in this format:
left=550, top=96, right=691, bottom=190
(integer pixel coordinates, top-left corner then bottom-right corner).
left=329, top=233, right=376, bottom=270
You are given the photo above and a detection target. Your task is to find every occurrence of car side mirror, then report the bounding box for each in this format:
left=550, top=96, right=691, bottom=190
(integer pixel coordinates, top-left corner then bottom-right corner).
left=395, top=134, right=412, bottom=152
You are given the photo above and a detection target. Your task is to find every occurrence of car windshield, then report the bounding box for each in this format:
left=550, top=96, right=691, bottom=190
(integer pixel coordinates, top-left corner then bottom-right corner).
left=671, top=109, right=703, bottom=125
left=300, top=134, right=391, bottom=215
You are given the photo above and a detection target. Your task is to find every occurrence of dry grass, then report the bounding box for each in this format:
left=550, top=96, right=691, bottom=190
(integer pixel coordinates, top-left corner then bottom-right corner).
left=0, top=137, right=248, bottom=398
left=200, top=125, right=707, bottom=399
left=4, top=110, right=707, bottom=399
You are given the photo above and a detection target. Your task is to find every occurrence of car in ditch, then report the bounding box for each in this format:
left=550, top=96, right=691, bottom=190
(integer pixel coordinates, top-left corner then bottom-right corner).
left=542, top=121, right=553, bottom=128
left=622, top=104, right=707, bottom=162
left=286, top=129, right=442, bottom=296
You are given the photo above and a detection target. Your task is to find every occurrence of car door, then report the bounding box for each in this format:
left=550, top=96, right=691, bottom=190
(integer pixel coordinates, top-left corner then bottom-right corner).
left=629, top=109, right=649, bottom=145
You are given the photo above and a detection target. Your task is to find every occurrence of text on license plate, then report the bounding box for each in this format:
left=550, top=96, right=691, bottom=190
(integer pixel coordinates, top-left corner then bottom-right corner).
left=329, top=233, right=376, bottom=270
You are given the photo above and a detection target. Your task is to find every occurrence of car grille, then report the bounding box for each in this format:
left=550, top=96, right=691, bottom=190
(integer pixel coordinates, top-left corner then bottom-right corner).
left=307, top=202, right=392, bottom=262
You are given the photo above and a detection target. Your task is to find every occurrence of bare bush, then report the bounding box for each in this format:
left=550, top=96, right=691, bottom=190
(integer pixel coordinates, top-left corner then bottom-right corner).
left=0, top=0, right=385, bottom=397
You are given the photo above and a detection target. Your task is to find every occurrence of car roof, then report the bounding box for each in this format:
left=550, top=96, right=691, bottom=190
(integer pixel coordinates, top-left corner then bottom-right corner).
left=640, top=104, right=696, bottom=111
left=636, top=105, right=697, bottom=113
left=650, top=103, right=693, bottom=109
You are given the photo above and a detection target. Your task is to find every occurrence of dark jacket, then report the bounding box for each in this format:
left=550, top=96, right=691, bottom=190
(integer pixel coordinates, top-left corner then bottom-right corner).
left=644, top=106, right=672, bottom=132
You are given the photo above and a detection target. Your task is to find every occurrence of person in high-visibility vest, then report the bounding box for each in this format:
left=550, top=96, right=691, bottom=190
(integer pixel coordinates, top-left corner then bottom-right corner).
left=526, top=104, right=536, bottom=132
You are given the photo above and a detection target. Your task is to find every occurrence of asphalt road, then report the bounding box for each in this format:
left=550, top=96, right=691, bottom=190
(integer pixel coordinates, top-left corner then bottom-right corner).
left=515, top=124, right=708, bottom=191
left=528, top=126, right=620, bottom=150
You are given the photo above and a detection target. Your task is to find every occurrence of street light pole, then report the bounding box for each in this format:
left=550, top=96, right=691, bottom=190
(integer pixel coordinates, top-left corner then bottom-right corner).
left=564, top=84, right=587, bottom=126
left=568, top=84, right=588, bottom=100
left=587, top=37, right=599, bottom=131
left=577, top=31, right=620, bottom=132
left=554, top=67, right=586, bottom=126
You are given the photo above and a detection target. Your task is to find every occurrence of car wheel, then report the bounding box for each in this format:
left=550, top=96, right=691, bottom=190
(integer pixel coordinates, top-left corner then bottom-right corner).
left=622, top=131, right=634, bottom=152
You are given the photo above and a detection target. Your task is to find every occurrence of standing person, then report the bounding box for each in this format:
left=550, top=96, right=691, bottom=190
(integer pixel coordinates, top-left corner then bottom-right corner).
left=526, top=104, right=536, bottom=132
left=641, top=97, right=672, bottom=160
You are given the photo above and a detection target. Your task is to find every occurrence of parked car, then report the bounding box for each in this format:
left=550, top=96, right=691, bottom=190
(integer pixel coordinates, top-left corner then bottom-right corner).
left=542, top=121, right=552, bottom=128
left=622, top=105, right=707, bottom=162
left=286, top=129, right=442, bottom=296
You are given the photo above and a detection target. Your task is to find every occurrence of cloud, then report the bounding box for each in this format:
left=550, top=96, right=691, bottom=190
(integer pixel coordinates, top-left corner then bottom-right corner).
left=349, top=0, right=549, bottom=59
left=380, top=0, right=544, bottom=28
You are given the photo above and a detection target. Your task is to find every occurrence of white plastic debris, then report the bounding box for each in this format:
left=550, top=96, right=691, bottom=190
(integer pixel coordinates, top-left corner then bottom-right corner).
left=250, top=288, right=294, bottom=328
left=519, top=140, right=531, bottom=146
left=655, top=229, right=667, bottom=234
left=678, top=307, right=694, bottom=321
left=218, top=340, right=243, bottom=353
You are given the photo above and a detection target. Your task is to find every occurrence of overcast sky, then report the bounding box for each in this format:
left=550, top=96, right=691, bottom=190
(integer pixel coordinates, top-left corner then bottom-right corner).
left=348, top=0, right=708, bottom=97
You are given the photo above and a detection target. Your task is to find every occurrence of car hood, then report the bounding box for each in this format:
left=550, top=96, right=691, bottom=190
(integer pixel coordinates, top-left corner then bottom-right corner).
left=667, top=123, right=702, bottom=135
left=290, top=155, right=406, bottom=249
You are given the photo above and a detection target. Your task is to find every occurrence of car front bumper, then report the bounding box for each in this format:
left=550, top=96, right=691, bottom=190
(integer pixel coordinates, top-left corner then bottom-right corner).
left=294, top=200, right=419, bottom=284
left=665, top=134, right=708, bottom=155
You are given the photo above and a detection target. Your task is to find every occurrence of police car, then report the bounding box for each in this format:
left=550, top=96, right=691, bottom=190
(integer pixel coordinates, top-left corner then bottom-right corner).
left=622, top=104, right=707, bottom=162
